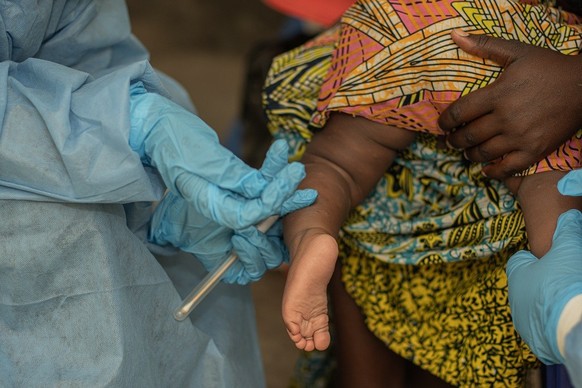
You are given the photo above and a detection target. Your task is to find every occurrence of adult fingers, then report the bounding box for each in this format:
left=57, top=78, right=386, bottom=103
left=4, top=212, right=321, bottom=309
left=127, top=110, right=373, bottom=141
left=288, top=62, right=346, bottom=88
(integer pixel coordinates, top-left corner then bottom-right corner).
left=281, top=189, right=318, bottom=216
left=506, top=249, right=538, bottom=281
left=259, top=139, right=290, bottom=180
left=222, top=262, right=250, bottom=285
left=463, top=134, right=513, bottom=164
left=558, top=170, right=582, bottom=196
left=438, top=86, right=495, bottom=133
left=439, top=31, right=528, bottom=132
left=552, top=209, right=582, bottom=247
left=177, top=162, right=306, bottom=229
left=445, top=114, right=503, bottom=150
left=481, top=151, right=533, bottom=180
left=167, top=114, right=272, bottom=198
left=233, top=226, right=286, bottom=276
left=226, top=223, right=289, bottom=284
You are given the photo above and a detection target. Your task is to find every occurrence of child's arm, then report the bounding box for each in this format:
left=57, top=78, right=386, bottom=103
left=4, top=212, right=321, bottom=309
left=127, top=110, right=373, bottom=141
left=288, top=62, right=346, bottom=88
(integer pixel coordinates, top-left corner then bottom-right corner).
left=281, top=112, right=415, bottom=351
left=506, top=172, right=582, bottom=257
left=283, top=113, right=416, bottom=253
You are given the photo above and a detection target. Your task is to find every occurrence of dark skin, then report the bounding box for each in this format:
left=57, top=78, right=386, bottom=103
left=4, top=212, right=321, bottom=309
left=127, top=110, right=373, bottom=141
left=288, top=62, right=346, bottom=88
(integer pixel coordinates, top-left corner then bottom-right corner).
left=438, top=30, right=582, bottom=180
left=281, top=113, right=581, bottom=387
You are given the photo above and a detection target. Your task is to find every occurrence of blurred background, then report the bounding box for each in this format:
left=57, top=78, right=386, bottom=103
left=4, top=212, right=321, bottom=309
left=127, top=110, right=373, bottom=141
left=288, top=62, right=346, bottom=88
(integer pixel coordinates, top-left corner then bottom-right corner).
left=126, top=1, right=301, bottom=387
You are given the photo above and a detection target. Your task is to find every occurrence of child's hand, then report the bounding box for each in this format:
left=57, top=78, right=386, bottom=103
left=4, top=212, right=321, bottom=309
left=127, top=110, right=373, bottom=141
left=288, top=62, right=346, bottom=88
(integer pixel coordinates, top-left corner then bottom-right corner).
left=438, top=31, right=582, bottom=179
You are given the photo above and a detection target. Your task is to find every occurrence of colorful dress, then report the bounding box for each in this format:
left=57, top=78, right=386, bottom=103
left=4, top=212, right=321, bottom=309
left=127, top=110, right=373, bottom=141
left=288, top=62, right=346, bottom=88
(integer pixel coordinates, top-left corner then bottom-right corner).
left=263, top=0, right=582, bottom=386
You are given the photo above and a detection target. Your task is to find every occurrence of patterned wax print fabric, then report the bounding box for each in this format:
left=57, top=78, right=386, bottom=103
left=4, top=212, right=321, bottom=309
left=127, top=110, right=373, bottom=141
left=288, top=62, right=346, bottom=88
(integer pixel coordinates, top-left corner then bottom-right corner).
left=312, top=0, right=582, bottom=176
left=263, top=0, right=582, bottom=385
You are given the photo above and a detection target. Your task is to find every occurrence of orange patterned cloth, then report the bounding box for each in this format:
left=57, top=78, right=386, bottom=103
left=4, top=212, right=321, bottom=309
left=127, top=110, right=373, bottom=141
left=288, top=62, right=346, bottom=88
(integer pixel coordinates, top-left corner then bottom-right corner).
left=312, top=0, right=582, bottom=175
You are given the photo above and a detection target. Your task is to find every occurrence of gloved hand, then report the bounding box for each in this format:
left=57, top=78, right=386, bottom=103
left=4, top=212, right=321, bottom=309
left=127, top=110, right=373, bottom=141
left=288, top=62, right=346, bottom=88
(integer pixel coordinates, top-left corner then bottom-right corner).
left=150, top=190, right=312, bottom=284
left=506, top=209, right=582, bottom=364
left=558, top=169, right=582, bottom=196
left=129, top=82, right=308, bottom=229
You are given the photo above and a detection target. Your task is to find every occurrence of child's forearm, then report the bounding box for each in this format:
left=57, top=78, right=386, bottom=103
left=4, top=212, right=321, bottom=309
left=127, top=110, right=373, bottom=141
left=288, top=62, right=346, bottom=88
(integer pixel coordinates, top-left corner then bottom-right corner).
left=508, top=172, right=582, bottom=257
left=283, top=113, right=416, bottom=253
left=283, top=154, right=354, bottom=253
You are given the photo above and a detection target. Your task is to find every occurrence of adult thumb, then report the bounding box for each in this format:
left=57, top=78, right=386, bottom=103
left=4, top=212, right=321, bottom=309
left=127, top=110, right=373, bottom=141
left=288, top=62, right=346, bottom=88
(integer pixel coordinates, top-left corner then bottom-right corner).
left=551, top=209, right=582, bottom=248
left=450, top=30, right=521, bottom=67
left=558, top=169, right=582, bottom=196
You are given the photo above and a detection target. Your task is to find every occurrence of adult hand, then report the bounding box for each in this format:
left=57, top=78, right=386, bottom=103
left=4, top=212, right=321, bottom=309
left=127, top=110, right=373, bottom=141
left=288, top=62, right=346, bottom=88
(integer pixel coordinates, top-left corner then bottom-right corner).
left=438, top=30, right=582, bottom=180
left=129, top=82, right=310, bottom=229
left=506, top=209, right=582, bottom=364
left=150, top=189, right=315, bottom=285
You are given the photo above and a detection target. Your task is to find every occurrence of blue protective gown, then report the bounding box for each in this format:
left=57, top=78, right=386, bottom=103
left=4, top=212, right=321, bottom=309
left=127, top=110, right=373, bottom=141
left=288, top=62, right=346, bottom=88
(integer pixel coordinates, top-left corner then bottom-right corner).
left=564, top=321, right=582, bottom=387
left=0, top=1, right=265, bottom=386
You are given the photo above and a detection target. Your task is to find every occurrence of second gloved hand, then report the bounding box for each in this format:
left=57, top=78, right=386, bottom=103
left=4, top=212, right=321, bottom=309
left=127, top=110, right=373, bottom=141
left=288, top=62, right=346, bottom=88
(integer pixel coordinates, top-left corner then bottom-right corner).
left=506, top=209, right=582, bottom=364
left=129, top=82, right=309, bottom=229
left=150, top=191, right=309, bottom=284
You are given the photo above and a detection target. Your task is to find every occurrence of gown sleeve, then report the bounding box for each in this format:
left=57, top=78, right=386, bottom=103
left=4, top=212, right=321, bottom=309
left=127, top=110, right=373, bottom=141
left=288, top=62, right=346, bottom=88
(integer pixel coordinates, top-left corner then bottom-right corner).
left=564, top=320, right=582, bottom=388
left=0, top=0, right=171, bottom=203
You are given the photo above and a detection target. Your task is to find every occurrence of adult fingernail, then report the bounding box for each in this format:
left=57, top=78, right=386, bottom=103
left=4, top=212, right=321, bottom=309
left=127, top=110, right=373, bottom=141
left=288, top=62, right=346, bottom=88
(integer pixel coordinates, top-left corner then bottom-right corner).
left=454, top=29, right=470, bottom=37
left=445, top=136, right=456, bottom=150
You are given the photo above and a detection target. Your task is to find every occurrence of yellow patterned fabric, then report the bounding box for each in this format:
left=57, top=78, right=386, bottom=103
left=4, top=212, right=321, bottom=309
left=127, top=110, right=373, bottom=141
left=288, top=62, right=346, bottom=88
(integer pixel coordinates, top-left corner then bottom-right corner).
left=337, top=134, right=539, bottom=385
left=341, top=240, right=536, bottom=386
left=260, top=0, right=582, bottom=385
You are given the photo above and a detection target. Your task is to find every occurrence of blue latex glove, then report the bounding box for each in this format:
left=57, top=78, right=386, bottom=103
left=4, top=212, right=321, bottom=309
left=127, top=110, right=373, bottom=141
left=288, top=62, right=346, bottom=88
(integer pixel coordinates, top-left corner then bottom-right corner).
left=129, top=83, right=306, bottom=229
left=150, top=137, right=316, bottom=284
left=558, top=169, right=582, bottom=196
left=150, top=189, right=315, bottom=284
left=506, top=209, right=582, bottom=364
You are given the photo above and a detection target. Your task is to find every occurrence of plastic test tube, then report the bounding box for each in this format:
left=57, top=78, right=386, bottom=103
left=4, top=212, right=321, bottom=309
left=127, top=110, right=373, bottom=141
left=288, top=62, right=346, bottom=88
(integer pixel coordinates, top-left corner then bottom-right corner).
left=173, top=215, right=279, bottom=321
